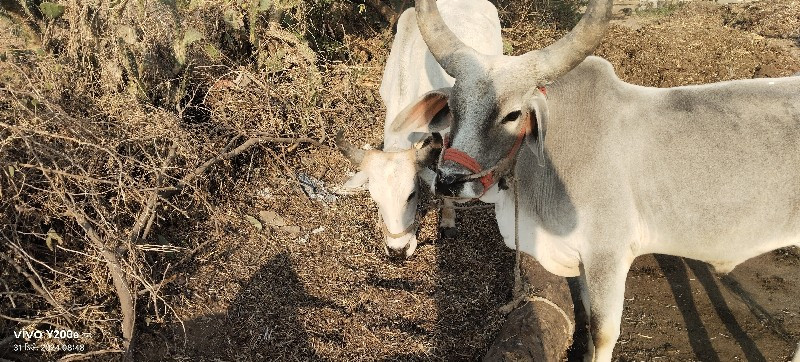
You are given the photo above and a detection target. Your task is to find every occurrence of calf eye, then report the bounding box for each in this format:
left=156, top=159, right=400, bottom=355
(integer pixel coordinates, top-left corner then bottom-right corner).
left=406, top=191, right=417, bottom=202
left=500, top=110, right=521, bottom=124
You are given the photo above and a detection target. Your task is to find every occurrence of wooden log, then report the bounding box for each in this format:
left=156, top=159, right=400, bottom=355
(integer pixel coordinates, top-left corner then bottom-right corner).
left=484, top=255, right=575, bottom=362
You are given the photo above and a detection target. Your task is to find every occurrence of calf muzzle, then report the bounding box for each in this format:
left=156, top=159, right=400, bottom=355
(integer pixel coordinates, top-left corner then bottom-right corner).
left=385, top=244, right=411, bottom=260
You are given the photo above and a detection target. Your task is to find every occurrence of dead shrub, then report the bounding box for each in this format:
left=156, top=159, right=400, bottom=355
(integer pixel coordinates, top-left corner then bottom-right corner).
left=0, top=0, right=362, bottom=358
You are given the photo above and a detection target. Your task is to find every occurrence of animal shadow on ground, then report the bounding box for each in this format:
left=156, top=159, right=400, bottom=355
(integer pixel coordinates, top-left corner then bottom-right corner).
left=138, top=252, right=342, bottom=360
left=376, top=205, right=515, bottom=360
left=571, top=253, right=797, bottom=362
left=134, top=222, right=794, bottom=360
left=655, top=255, right=767, bottom=362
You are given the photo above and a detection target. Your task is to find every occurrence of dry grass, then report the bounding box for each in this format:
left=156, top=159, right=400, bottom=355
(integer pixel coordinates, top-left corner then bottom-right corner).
left=597, top=2, right=800, bottom=87
left=724, top=0, right=800, bottom=40
left=1, top=0, right=798, bottom=361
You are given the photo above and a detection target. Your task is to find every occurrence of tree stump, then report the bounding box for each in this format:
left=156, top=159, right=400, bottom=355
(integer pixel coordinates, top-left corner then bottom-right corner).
left=484, top=256, right=575, bottom=362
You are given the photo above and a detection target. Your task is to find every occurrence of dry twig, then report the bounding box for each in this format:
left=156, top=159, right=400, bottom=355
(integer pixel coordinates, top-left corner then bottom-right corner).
left=65, top=206, right=136, bottom=353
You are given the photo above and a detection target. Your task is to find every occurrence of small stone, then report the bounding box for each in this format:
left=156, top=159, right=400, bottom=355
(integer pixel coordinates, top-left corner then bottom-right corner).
left=281, top=225, right=302, bottom=237
left=259, top=210, right=287, bottom=227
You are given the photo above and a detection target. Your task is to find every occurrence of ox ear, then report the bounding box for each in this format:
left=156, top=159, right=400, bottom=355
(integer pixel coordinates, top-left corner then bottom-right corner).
left=390, top=88, right=452, bottom=134
left=523, top=88, right=549, bottom=166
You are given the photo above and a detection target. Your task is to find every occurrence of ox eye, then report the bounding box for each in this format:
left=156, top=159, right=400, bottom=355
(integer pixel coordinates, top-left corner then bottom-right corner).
left=406, top=191, right=417, bottom=202
left=500, top=110, right=521, bottom=124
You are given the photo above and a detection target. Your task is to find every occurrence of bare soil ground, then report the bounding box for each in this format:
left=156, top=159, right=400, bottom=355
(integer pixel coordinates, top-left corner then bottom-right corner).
left=2, top=1, right=799, bottom=361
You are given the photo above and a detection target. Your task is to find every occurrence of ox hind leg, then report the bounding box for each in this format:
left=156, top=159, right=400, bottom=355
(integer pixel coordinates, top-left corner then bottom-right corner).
left=579, top=251, right=634, bottom=362
left=439, top=198, right=458, bottom=238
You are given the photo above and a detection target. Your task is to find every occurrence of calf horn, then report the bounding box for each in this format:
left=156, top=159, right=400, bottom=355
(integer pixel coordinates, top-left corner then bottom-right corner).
left=335, top=129, right=366, bottom=165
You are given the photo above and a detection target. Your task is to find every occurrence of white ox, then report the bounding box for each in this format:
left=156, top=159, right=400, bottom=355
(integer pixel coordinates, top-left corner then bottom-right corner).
left=392, top=0, right=800, bottom=360
left=337, top=0, right=502, bottom=258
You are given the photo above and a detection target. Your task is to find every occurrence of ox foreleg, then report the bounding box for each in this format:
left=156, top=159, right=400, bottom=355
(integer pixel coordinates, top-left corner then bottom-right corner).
left=440, top=198, right=458, bottom=238
left=579, top=251, right=633, bottom=362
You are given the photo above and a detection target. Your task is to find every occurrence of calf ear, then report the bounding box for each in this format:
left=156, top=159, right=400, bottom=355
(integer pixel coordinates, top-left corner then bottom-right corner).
left=413, top=137, right=441, bottom=168
left=523, top=88, right=549, bottom=166
left=339, top=170, right=369, bottom=194
left=337, top=150, right=378, bottom=194
left=390, top=88, right=452, bottom=134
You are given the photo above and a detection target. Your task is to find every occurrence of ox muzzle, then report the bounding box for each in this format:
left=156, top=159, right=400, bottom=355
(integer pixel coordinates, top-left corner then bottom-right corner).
left=435, top=118, right=527, bottom=198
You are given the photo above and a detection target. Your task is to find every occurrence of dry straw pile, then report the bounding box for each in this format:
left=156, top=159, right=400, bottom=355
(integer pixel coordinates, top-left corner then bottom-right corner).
left=597, top=1, right=800, bottom=86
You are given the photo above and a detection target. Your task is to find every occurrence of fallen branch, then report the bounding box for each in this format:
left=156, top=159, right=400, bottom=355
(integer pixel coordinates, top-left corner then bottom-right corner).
left=136, top=274, right=178, bottom=296
left=177, top=136, right=322, bottom=191
left=130, top=144, right=177, bottom=244
left=0, top=314, right=70, bottom=331
left=11, top=163, right=116, bottom=185
left=66, top=207, right=136, bottom=354
left=0, top=250, right=64, bottom=314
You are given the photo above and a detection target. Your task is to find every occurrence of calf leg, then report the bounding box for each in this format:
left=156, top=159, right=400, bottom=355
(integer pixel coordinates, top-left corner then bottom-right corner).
left=440, top=198, right=457, bottom=238
left=580, top=255, right=632, bottom=362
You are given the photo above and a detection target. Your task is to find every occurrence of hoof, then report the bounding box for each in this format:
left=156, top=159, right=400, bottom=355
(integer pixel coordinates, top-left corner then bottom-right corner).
left=441, top=227, right=458, bottom=239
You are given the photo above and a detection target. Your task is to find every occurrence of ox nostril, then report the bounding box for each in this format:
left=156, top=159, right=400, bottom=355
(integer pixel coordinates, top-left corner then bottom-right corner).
left=435, top=179, right=458, bottom=197
left=441, top=174, right=459, bottom=185
left=435, top=164, right=474, bottom=196
left=436, top=168, right=468, bottom=186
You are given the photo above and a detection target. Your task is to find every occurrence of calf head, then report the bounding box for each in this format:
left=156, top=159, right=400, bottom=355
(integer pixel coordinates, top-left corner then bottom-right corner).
left=336, top=121, right=443, bottom=259
left=391, top=0, right=613, bottom=199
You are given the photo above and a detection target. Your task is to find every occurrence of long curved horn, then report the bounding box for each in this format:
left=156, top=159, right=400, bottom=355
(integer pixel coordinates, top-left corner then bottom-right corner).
left=518, top=0, right=613, bottom=83
left=335, top=129, right=366, bottom=165
left=414, top=0, right=478, bottom=78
